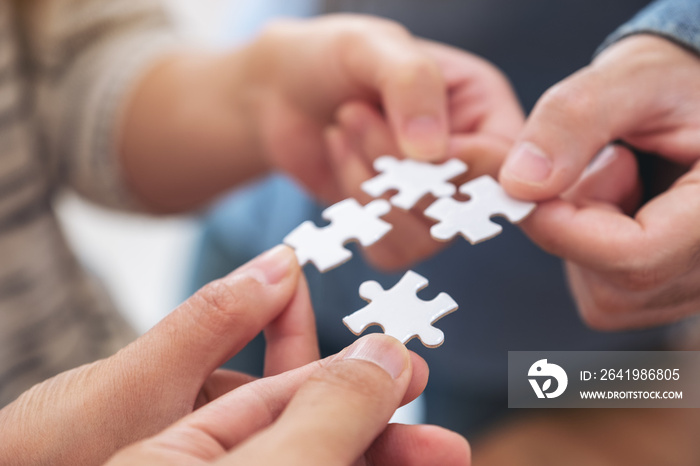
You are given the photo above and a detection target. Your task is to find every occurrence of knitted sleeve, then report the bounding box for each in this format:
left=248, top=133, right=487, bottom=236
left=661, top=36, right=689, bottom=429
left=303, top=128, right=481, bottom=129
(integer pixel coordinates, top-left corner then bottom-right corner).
left=19, top=0, right=182, bottom=208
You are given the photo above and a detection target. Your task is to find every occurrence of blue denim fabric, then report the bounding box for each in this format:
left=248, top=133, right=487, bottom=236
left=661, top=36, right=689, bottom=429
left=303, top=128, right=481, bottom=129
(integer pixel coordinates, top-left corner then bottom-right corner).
left=598, top=0, right=700, bottom=54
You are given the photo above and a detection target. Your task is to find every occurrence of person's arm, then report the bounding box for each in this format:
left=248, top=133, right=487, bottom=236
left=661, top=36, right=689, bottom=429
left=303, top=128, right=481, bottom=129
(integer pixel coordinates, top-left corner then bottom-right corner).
left=21, top=2, right=455, bottom=212
left=119, top=15, right=457, bottom=212
left=323, top=40, right=523, bottom=271
left=0, top=245, right=317, bottom=465
left=18, top=0, right=182, bottom=209
left=499, top=0, right=700, bottom=329
left=106, top=334, right=470, bottom=466
left=0, top=246, right=468, bottom=466
left=21, top=0, right=521, bottom=215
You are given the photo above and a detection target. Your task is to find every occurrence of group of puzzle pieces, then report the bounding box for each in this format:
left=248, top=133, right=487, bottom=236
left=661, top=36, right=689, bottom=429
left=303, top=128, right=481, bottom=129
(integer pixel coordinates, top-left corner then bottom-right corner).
left=283, top=156, right=535, bottom=347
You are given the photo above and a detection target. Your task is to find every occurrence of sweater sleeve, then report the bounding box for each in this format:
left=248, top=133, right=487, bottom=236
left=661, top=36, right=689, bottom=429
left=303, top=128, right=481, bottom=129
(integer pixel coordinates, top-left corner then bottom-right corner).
left=18, top=0, right=182, bottom=209
left=597, top=0, right=700, bottom=56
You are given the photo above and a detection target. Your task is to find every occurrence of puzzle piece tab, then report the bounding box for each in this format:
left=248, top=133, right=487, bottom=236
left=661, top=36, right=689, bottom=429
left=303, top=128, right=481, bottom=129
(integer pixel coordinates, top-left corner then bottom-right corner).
left=283, top=198, right=392, bottom=272
left=343, top=270, right=458, bottom=347
left=424, top=175, right=536, bottom=244
left=361, top=156, right=467, bottom=210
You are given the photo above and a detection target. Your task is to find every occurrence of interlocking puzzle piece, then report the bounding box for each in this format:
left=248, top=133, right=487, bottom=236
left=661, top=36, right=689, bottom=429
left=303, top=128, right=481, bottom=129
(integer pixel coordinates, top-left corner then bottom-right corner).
left=343, top=270, right=458, bottom=347
left=283, top=198, right=392, bottom=272
left=361, top=155, right=467, bottom=210
left=424, top=175, right=536, bottom=244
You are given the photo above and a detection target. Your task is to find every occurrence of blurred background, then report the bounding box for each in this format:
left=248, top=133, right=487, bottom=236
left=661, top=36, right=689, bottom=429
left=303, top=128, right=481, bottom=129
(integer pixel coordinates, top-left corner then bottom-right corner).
left=55, top=0, right=318, bottom=334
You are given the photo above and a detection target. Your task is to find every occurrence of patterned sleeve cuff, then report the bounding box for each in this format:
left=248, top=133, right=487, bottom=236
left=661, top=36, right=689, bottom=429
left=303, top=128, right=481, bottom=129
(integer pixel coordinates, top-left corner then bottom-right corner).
left=596, top=0, right=700, bottom=57
left=69, top=30, right=182, bottom=210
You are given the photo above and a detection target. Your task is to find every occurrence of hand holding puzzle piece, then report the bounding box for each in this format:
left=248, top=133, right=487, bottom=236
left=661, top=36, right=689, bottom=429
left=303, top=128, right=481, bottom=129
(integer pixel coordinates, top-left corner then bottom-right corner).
left=284, top=156, right=536, bottom=347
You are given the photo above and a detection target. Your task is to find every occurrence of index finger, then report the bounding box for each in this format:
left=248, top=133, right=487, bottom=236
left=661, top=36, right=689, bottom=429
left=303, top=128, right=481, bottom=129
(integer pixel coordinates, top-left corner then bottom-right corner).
left=263, top=273, right=320, bottom=377
left=333, top=17, right=449, bottom=161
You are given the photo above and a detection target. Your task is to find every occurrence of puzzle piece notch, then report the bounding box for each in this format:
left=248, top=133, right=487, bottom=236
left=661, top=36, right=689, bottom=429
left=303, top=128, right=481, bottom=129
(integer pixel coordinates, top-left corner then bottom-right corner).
left=424, top=175, right=536, bottom=244
left=283, top=198, right=392, bottom=272
left=362, top=156, right=468, bottom=210
left=343, top=270, right=458, bottom=348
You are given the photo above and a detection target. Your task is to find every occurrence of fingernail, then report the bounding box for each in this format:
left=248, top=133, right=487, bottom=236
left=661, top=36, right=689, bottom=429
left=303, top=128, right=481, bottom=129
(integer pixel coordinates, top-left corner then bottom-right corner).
left=243, top=245, right=294, bottom=285
left=402, top=115, right=445, bottom=160
left=583, top=145, right=617, bottom=177
left=344, top=335, right=407, bottom=379
left=504, top=142, right=552, bottom=185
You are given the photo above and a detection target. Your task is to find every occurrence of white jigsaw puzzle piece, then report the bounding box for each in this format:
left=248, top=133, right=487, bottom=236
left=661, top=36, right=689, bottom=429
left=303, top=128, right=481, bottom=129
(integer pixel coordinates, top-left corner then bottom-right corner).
left=343, top=270, right=458, bottom=347
left=283, top=198, right=392, bottom=272
left=424, top=175, right=536, bottom=244
left=361, top=156, right=467, bottom=210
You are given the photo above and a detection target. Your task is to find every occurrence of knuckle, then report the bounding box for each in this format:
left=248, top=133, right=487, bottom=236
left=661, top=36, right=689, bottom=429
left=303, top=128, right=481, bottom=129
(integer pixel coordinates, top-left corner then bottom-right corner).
left=254, top=19, right=303, bottom=72
left=606, top=249, right=671, bottom=292
left=375, top=19, right=411, bottom=38
left=334, top=27, right=363, bottom=48
left=572, top=266, right=666, bottom=330
left=614, top=266, right=668, bottom=292
left=569, top=266, right=633, bottom=329
left=379, top=58, right=441, bottom=92
left=334, top=25, right=403, bottom=62
left=643, top=284, right=700, bottom=312
left=258, top=18, right=301, bottom=42
left=537, top=71, right=600, bottom=125
left=335, top=14, right=410, bottom=37
left=334, top=28, right=372, bottom=71
left=194, top=279, right=243, bottom=317
left=578, top=301, right=626, bottom=331
left=568, top=246, right=678, bottom=330
left=581, top=289, right=626, bottom=328
left=576, top=289, right=639, bottom=331
left=400, top=57, right=441, bottom=83
left=592, top=240, right=671, bottom=292
left=189, top=275, right=261, bottom=335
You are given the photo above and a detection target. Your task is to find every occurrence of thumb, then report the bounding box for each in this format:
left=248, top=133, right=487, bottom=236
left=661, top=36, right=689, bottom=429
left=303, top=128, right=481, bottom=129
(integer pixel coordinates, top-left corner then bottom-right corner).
left=109, top=336, right=465, bottom=466
left=500, top=67, right=639, bottom=201
left=225, top=335, right=416, bottom=465
left=123, top=245, right=301, bottom=392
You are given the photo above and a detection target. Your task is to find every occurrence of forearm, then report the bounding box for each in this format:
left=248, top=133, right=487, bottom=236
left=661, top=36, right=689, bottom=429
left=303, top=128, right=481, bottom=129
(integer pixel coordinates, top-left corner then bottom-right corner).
left=120, top=46, right=270, bottom=213
left=0, top=355, right=191, bottom=465
left=119, top=14, right=467, bottom=212
left=0, top=363, right=133, bottom=465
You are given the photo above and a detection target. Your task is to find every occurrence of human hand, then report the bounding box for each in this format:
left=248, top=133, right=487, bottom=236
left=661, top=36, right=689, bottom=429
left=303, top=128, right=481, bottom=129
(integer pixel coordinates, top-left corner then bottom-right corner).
left=122, top=14, right=456, bottom=211
left=499, top=35, right=700, bottom=329
left=323, top=41, right=523, bottom=270
left=0, top=245, right=319, bottom=465
left=107, top=334, right=471, bottom=466
left=251, top=16, right=523, bottom=204
left=121, top=15, right=520, bottom=214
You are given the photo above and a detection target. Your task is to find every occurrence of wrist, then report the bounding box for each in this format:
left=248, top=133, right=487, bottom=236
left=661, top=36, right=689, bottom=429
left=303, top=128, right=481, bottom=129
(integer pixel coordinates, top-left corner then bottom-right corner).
left=594, top=34, right=692, bottom=68
left=227, top=35, right=278, bottom=171
left=121, top=47, right=272, bottom=212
